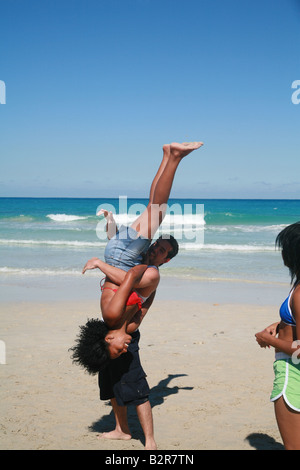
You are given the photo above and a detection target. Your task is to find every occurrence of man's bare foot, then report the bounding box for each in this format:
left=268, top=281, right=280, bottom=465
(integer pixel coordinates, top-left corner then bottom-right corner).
left=98, top=429, right=132, bottom=441
left=169, top=141, right=203, bottom=159
left=145, top=438, right=157, bottom=450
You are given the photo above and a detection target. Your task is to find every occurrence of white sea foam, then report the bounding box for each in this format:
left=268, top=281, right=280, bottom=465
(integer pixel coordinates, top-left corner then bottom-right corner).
left=176, top=242, right=276, bottom=252
left=111, top=213, right=206, bottom=226
left=0, top=238, right=274, bottom=252
left=179, top=243, right=205, bottom=250
left=46, top=214, right=88, bottom=222
left=201, top=244, right=274, bottom=252
left=0, top=267, right=82, bottom=276
left=0, top=238, right=106, bottom=248
left=206, top=224, right=288, bottom=233
left=232, top=224, right=287, bottom=233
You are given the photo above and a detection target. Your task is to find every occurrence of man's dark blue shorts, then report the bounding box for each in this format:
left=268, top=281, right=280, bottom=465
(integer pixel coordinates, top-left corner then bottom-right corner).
left=98, top=330, right=150, bottom=406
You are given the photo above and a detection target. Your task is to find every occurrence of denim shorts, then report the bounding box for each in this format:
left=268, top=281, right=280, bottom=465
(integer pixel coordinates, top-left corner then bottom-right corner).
left=104, top=225, right=151, bottom=272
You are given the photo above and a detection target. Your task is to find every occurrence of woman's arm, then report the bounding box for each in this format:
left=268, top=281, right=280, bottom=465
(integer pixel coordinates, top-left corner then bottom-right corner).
left=82, top=257, right=127, bottom=285
left=82, top=257, right=160, bottom=292
left=255, top=331, right=300, bottom=358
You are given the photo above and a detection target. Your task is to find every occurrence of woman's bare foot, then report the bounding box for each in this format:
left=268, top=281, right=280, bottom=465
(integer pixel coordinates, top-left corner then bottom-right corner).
left=97, top=209, right=117, bottom=239
left=98, top=429, right=132, bottom=441
left=169, top=141, right=203, bottom=159
left=162, top=143, right=171, bottom=157
left=97, top=209, right=114, bottom=222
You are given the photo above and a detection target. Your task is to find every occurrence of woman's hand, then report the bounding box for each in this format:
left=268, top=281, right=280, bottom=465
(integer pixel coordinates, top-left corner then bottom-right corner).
left=255, top=329, right=272, bottom=348
left=255, top=321, right=279, bottom=348
left=82, top=257, right=100, bottom=274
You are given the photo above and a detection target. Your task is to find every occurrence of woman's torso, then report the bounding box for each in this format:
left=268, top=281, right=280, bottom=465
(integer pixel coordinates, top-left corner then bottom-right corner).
left=277, top=284, right=299, bottom=352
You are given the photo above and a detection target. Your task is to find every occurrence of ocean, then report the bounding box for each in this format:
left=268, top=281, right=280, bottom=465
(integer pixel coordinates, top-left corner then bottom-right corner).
left=1, top=197, right=299, bottom=302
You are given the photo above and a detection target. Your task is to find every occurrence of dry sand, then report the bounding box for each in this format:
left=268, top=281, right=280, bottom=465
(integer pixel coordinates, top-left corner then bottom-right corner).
left=0, top=294, right=284, bottom=450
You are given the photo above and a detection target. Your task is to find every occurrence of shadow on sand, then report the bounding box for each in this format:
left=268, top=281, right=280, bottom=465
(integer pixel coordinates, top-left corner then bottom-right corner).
left=89, top=373, right=192, bottom=445
left=245, top=433, right=284, bottom=450
left=89, top=374, right=284, bottom=450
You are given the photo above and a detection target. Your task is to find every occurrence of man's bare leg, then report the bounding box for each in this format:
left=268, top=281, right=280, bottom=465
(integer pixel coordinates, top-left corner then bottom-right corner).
left=136, top=400, right=157, bottom=450
left=131, top=142, right=203, bottom=239
left=98, top=398, right=132, bottom=441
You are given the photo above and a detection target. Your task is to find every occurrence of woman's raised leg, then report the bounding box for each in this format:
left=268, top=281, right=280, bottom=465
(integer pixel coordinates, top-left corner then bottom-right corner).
left=131, top=142, right=203, bottom=240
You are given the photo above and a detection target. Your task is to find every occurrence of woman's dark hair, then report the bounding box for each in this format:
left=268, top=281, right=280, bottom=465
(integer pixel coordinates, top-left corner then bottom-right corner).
left=70, top=318, right=110, bottom=374
left=276, top=222, right=300, bottom=286
left=158, top=234, right=179, bottom=259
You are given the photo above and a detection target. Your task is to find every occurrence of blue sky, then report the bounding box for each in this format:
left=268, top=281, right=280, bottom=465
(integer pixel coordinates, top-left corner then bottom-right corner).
left=0, top=0, right=299, bottom=198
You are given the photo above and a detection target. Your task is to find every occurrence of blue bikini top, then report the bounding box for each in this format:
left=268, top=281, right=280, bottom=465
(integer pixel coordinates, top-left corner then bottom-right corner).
left=280, top=288, right=296, bottom=326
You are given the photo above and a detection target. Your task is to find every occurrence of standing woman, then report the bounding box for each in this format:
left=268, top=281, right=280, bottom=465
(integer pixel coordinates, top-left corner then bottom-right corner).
left=255, top=222, right=300, bottom=450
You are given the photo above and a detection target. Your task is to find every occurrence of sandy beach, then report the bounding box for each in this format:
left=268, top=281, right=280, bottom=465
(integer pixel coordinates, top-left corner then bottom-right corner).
left=1, top=0, right=299, bottom=453
left=0, top=276, right=286, bottom=451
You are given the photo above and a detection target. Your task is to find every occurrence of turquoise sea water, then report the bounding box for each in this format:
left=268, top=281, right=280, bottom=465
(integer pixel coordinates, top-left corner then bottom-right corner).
left=1, top=198, right=300, bottom=293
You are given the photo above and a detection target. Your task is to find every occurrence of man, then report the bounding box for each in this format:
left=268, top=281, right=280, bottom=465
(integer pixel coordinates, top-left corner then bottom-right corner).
left=97, top=292, right=157, bottom=449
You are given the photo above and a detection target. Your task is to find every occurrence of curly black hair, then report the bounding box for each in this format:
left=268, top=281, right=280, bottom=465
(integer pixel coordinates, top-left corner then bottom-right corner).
left=276, top=221, right=300, bottom=286
left=70, top=318, right=110, bottom=374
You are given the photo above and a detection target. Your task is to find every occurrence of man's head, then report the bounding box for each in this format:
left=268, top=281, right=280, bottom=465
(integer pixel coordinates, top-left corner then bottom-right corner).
left=146, top=234, right=179, bottom=266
